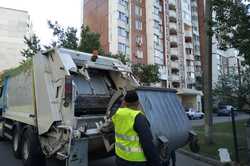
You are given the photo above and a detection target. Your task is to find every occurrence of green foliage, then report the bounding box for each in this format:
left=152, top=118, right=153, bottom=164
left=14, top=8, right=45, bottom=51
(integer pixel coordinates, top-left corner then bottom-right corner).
left=21, top=34, right=41, bottom=59
left=212, top=0, right=250, bottom=65
left=213, top=68, right=250, bottom=108
left=131, top=64, right=160, bottom=85
left=105, top=52, right=130, bottom=65
left=47, top=20, right=78, bottom=50
left=78, top=25, right=104, bottom=54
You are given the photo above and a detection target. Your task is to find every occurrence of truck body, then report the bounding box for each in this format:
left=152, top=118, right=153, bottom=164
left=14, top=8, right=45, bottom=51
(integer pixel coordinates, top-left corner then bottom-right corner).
left=0, top=48, right=198, bottom=166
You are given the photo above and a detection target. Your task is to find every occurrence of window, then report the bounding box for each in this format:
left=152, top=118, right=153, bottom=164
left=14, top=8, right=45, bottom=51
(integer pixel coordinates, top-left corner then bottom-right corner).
left=118, top=42, right=129, bottom=54
left=135, top=6, right=142, bottom=16
left=186, top=48, right=192, bottom=55
left=135, top=20, right=142, bottom=30
left=119, top=0, right=128, bottom=7
left=154, top=20, right=160, bottom=30
left=154, top=6, right=159, bottom=15
left=136, top=36, right=143, bottom=46
left=186, top=60, right=191, bottom=66
left=136, top=50, right=143, bottom=58
left=118, top=26, right=129, bottom=38
left=154, top=34, right=160, bottom=45
left=118, top=11, right=129, bottom=24
left=136, top=0, right=142, bottom=5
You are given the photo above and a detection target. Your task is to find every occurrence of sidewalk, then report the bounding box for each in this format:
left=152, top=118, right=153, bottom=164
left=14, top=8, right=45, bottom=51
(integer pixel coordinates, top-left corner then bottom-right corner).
left=174, top=152, right=212, bottom=166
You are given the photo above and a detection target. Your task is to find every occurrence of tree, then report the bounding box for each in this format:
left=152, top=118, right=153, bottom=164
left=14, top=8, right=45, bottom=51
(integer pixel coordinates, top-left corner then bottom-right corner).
left=78, top=25, right=104, bottom=54
left=106, top=52, right=130, bottom=65
left=47, top=20, right=78, bottom=50
left=21, top=34, right=41, bottom=59
left=131, top=64, right=160, bottom=85
left=214, top=68, right=250, bottom=110
left=203, top=0, right=214, bottom=144
left=212, top=0, right=250, bottom=65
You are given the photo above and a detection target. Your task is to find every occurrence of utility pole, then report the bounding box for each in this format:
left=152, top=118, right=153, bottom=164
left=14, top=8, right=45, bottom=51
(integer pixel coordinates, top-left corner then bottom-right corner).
left=203, top=0, right=214, bottom=144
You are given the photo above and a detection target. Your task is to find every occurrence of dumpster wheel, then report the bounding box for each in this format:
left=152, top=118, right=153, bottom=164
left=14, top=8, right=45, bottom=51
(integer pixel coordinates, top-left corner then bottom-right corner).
left=189, top=138, right=200, bottom=153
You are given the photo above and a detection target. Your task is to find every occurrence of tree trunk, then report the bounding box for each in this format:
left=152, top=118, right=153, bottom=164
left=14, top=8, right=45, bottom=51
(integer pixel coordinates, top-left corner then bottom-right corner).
left=203, top=0, right=214, bottom=144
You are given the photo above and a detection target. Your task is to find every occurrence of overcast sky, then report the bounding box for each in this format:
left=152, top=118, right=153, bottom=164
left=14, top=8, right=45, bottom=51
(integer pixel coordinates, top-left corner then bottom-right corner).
left=0, top=0, right=83, bottom=45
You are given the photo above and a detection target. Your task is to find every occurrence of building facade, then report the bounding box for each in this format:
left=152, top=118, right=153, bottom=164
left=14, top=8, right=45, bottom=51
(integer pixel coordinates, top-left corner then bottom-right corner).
left=0, top=7, right=32, bottom=71
left=83, top=0, right=201, bottom=90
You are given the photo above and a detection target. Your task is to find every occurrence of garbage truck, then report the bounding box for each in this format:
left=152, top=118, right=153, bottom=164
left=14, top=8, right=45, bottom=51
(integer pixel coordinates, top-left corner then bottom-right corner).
left=0, top=48, right=199, bottom=166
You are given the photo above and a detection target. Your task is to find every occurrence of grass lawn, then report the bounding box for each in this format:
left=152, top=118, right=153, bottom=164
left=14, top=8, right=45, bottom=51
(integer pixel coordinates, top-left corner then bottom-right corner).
left=184, top=120, right=249, bottom=165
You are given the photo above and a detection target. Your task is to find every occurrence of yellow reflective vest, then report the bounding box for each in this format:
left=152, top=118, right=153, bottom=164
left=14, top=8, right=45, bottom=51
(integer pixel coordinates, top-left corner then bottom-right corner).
left=112, top=108, right=146, bottom=162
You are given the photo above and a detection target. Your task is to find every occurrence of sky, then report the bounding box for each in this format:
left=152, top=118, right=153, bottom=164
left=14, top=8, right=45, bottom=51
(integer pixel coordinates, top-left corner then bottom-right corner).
left=0, top=0, right=83, bottom=45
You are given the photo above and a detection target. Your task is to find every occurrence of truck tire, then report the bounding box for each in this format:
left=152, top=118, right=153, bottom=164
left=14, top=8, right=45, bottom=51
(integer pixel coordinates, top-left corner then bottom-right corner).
left=21, top=127, right=46, bottom=166
left=0, top=121, right=4, bottom=141
left=12, top=125, right=22, bottom=159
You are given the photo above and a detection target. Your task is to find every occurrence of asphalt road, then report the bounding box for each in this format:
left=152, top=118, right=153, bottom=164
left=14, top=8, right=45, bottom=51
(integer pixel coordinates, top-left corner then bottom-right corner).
left=0, top=141, right=211, bottom=166
left=191, top=112, right=250, bottom=126
left=1, top=113, right=248, bottom=166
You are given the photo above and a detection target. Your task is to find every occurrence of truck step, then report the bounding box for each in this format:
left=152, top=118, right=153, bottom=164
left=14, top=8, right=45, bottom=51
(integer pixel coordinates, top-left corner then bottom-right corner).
left=4, top=123, right=13, bottom=130
left=4, top=132, right=12, bottom=140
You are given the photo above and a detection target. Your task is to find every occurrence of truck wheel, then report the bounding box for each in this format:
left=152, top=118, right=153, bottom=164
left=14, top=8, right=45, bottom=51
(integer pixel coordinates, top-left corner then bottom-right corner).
left=0, top=122, right=4, bottom=141
left=21, top=127, right=46, bottom=166
left=12, top=125, right=22, bottom=159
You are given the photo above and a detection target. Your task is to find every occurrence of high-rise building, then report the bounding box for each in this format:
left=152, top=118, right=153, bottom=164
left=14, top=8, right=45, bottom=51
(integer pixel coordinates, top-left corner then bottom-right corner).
left=83, top=0, right=203, bottom=111
left=83, top=0, right=201, bottom=89
left=0, top=7, right=32, bottom=71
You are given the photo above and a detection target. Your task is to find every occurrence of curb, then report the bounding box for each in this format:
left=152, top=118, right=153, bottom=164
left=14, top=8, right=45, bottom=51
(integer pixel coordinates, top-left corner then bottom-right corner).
left=177, top=149, right=226, bottom=166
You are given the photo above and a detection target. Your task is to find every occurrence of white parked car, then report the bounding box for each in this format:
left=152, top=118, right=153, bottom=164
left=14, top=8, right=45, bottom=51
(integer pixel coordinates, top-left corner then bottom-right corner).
left=185, top=108, right=204, bottom=120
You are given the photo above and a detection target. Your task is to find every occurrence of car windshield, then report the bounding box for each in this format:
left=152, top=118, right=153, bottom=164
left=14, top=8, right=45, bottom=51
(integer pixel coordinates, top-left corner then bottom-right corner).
left=219, top=106, right=227, bottom=109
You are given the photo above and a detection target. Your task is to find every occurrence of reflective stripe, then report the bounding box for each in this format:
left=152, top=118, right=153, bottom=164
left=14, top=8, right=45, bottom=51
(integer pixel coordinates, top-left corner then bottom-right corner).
left=115, top=133, right=139, bottom=141
left=116, top=143, right=143, bottom=153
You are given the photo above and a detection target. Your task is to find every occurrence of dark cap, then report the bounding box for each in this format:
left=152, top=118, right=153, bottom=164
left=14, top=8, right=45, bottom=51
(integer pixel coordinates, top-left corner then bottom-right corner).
left=124, top=90, right=139, bottom=103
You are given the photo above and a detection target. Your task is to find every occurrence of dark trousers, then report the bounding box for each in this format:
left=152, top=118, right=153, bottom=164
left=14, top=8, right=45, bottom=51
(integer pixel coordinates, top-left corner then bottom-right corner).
left=115, top=157, right=147, bottom=166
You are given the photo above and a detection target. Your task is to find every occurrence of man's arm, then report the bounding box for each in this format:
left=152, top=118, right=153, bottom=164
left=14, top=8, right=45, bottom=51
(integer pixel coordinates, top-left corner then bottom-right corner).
left=134, top=114, right=161, bottom=166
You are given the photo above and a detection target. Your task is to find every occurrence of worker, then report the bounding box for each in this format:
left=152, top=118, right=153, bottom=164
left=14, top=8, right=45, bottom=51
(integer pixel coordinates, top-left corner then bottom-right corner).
left=112, top=90, right=161, bottom=166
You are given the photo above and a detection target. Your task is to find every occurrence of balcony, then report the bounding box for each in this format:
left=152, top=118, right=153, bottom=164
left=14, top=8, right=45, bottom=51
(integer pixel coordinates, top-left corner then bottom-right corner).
left=154, top=2, right=162, bottom=12
left=185, top=31, right=193, bottom=38
left=154, top=27, right=162, bottom=36
left=169, top=10, right=177, bottom=19
left=169, top=22, right=177, bottom=31
left=154, top=42, right=164, bottom=51
left=118, top=20, right=130, bottom=30
left=118, top=4, right=129, bottom=13
left=194, top=61, right=201, bottom=66
left=170, top=61, right=179, bottom=68
left=153, top=13, right=162, bottom=22
left=170, top=36, right=178, bottom=44
left=169, top=0, right=176, bottom=6
left=118, top=36, right=129, bottom=45
left=187, top=66, right=195, bottom=72
left=187, top=77, right=196, bottom=83
left=170, top=75, right=181, bottom=81
left=170, top=48, right=178, bottom=55
left=195, top=71, right=202, bottom=77
left=194, top=48, right=200, bottom=55
left=185, top=43, right=193, bottom=48
left=159, top=66, right=168, bottom=80
left=186, top=54, right=194, bottom=60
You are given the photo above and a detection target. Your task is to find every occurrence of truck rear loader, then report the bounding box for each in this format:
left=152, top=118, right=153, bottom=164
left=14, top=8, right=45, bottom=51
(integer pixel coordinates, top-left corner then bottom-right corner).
left=0, top=48, right=199, bottom=166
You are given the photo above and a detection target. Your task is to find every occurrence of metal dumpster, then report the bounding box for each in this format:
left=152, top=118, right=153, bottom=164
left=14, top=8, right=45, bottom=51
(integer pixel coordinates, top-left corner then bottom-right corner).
left=137, top=87, right=198, bottom=161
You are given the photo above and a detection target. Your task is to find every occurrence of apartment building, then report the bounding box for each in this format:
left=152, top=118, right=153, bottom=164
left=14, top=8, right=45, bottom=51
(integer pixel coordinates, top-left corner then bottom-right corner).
left=83, top=0, right=203, bottom=111
left=0, top=7, right=32, bottom=71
